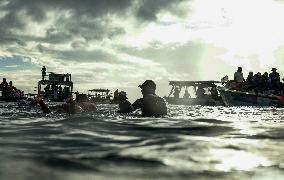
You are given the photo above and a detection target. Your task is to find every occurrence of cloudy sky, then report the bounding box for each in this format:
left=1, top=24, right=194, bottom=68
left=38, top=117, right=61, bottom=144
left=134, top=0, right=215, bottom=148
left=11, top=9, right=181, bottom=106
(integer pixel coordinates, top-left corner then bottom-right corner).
left=1, top=0, right=284, bottom=101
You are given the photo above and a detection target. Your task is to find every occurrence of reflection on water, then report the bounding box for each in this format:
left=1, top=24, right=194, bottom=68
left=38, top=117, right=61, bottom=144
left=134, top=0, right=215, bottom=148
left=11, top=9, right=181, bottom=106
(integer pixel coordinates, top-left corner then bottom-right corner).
left=0, top=102, right=284, bottom=180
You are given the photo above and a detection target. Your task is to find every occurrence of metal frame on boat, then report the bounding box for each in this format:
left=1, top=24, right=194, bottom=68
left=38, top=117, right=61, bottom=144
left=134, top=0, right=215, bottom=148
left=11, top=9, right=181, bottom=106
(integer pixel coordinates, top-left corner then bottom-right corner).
left=87, top=89, right=114, bottom=104
left=164, top=81, right=224, bottom=106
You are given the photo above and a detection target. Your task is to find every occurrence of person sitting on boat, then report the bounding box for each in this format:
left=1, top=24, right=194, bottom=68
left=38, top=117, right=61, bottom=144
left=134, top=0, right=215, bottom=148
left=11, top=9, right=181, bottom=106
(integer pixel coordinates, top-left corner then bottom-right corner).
left=210, top=84, right=218, bottom=100
left=244, top=71, right=254, bottom=92
left=183, top=88, right=191, bottom=99
left=131, top=80, right=167, bottom=117
left=31, top=95, right=96, bottom=114
left=221, top=75, right=229, bottom=84
left=252, top=72, right=262, bottom=94
left=173, top=86, right=181, bottom=99
left=246, top=72, right=254, bottom=85
left=260, top=72, right=269, bottom=93
left=117, top=91, right=132, bottom=114
left=0, top=78, right=8, bottom=97
left=196, top=85, right=205, bottom=98
left=269, top=68, right=281, bottom=93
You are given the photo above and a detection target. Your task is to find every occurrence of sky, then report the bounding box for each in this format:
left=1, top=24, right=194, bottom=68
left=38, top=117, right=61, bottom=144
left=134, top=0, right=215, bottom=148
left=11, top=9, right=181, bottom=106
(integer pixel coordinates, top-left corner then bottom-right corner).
left=1, top=0, right=284, bottom=101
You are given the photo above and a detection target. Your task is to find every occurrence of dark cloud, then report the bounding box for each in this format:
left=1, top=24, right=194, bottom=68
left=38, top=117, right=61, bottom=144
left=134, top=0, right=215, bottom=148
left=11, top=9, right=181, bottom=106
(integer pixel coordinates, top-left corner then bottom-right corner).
left=136, top=0, right=188, bottom=21
left=0, top=0, right=188, bottom=45
left=36, top=44, right=117, bottom=63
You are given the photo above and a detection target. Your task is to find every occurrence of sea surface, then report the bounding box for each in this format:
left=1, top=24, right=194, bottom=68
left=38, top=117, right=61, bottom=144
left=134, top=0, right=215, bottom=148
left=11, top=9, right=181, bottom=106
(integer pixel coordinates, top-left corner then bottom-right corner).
left=0, top=102, right=283, bottom=180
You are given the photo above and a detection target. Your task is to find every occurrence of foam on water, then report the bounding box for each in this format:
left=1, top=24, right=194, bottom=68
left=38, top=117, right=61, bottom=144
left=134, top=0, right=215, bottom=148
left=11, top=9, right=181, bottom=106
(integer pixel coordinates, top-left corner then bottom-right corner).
left=0, top=102, right=284, bottom=180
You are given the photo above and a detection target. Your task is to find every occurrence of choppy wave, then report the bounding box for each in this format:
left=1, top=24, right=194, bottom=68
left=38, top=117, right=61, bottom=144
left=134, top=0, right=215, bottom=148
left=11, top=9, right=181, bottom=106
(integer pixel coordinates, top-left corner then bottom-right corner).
left=0, top=102, right=284, bottom=180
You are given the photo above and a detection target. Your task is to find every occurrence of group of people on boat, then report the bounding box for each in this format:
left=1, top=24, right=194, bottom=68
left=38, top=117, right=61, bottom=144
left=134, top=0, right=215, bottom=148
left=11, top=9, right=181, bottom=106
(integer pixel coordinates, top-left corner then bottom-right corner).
left=43, top=84, right=71, bottom=101
left=228, top=67, right=284, bottom=95
left=0, top=78, right=24, bottom=98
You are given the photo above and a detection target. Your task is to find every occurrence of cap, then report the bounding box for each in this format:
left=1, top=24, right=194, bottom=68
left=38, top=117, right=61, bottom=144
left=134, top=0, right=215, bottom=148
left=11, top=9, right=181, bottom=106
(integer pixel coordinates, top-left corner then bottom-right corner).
left=138, top=80, right=156, bottom=90
left=118, top=91, right=128, bottom=99
left=271, top=68, right=277, bottom=71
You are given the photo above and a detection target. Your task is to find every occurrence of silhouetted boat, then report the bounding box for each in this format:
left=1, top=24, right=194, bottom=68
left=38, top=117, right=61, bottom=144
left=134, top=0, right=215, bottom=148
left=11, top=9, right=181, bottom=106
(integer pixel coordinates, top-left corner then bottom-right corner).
left=38, top=72, right=73, bottom=102
left=87, top=89, right=118, bottom=104
left=0, top=96, right=26, bottom=102
left=219, top=89, right=284, bottom=107
left=164, top=81, right=224, bottom=106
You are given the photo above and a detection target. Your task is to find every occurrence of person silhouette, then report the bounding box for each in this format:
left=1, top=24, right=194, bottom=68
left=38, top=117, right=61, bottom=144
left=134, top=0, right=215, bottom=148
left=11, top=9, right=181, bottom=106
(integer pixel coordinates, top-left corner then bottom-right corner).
left=41, top=66, right=46, bottom=80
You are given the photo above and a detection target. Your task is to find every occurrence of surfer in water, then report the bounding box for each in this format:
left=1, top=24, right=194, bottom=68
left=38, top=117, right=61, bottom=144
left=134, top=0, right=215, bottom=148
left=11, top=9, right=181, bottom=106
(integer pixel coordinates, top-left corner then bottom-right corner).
left=30, top=95, right=96, bottom=114
left=117, top=80, right=167, bottom=117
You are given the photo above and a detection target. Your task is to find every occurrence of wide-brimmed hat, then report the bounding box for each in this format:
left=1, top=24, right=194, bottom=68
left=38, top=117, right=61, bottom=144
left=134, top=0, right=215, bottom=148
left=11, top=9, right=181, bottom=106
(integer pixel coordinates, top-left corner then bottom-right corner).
left=138, top=80, right=156, bottom=90
left=271, top=68, right=277, bottom=71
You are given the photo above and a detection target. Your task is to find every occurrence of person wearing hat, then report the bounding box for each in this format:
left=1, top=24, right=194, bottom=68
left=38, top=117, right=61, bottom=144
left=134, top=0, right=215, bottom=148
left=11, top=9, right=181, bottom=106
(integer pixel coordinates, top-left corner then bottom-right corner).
left=269, top=68, right=280, bottom=81
left=131, top=80, right=167, bottom=117
left=117, top=91, right=132, bottom=113
left=269, top=68, right=280, bottom=93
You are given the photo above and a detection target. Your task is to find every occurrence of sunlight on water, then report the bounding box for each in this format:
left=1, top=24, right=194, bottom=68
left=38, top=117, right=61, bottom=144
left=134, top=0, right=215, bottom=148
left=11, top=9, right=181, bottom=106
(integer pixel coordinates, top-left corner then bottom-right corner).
left=0, top=104, right=283, bottom=180
left=212, top=149, right=271, bottom=171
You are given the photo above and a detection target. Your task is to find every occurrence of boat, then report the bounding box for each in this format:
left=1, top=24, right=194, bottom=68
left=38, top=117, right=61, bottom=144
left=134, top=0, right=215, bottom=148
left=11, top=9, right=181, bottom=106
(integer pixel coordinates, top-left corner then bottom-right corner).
left=38, top=72, right=73, bottom=102
left=0, top=85, right=26, bottom=102
left=164, top=81, right=224, bottom=106
left=219, top=89, right=284, bottom=107
left=0, top=96, right=26, bottom=102
left=87, top=89, right=117, bottom=104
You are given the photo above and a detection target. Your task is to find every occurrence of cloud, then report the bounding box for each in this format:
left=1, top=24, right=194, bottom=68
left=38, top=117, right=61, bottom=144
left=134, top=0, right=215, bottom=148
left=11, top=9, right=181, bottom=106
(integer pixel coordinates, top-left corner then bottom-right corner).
left=135, top=0, right=188, bottom=21
left=0, top=0, right=188, bottom=45
left=116, top=41, right=226, bottom=78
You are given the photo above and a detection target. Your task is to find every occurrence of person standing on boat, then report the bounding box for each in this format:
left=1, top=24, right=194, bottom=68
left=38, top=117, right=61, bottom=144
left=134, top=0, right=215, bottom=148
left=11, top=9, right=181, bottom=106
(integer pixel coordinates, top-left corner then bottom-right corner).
left=130, top=80, right=167, bottom=117
left=41, top=66, right=46, bottom=80
left=234, top=67, right=245, bottom=90
left=0, top=78, right=8, bottom=97
left=234, top=67, right=245, bottom=83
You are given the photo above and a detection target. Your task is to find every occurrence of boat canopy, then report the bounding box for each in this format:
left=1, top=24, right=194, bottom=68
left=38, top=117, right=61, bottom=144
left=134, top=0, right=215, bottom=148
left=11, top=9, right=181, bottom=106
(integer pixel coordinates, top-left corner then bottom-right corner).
left=88, top=89, right=110, bottom=93
left=169, top=81, right=221, bottom=87
left=167, top=80, right=221, bottom=98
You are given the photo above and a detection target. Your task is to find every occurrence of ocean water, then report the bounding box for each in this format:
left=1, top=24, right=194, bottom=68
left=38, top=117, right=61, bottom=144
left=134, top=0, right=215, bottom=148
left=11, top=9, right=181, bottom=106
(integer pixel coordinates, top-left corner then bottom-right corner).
left=0, top=102, right=283, bottom=180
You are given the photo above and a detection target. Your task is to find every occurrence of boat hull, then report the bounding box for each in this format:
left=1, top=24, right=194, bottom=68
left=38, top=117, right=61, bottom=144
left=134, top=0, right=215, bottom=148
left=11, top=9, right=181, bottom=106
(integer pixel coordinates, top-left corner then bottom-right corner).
left=0, top=96, right=27, bottom=102
left=164, top=97, right=224, bottom=106
left=219, top=89, right=284, bottom=107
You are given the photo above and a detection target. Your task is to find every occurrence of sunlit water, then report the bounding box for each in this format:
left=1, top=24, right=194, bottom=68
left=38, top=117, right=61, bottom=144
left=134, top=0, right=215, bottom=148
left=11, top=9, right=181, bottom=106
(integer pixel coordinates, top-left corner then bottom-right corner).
left=0, top=102, right=283, bottom=180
